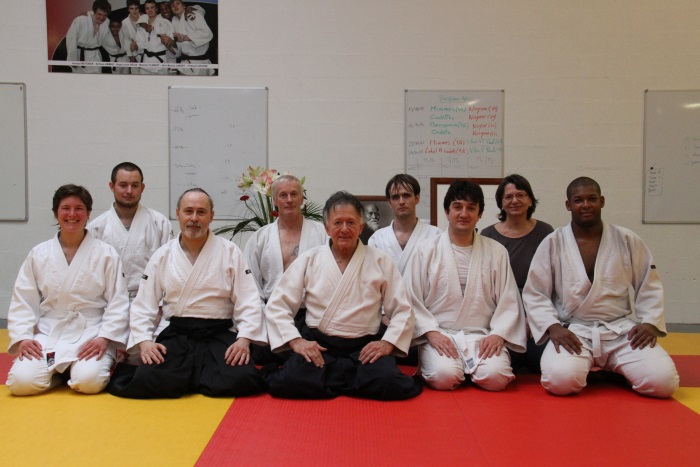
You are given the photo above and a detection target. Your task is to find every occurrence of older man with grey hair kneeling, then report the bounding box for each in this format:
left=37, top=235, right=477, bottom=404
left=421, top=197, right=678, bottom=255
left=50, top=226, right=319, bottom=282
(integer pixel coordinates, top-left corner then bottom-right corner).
left=264, top=191, right=422, bottom=400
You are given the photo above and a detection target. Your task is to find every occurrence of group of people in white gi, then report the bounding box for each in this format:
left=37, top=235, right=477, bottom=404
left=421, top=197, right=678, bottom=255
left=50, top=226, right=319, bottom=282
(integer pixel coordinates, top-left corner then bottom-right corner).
left=5, top=166, right=679, bottom=400
left=65, top=0, right=214, bottom=76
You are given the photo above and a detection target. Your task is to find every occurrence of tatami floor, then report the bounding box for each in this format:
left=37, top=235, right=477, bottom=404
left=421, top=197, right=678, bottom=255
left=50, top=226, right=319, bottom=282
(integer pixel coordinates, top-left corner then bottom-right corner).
left=1, top=330, right=699, bottom=466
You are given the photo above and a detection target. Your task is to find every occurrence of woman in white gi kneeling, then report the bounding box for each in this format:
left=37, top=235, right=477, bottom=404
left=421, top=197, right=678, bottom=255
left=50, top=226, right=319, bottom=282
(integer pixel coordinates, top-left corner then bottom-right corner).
left=6, top=184, right=130, bottom=396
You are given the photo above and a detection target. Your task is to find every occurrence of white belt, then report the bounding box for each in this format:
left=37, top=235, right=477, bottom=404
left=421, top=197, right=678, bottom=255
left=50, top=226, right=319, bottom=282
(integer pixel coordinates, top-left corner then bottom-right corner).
left=449, top=331, right=483, bottom=375
left=43, top=308, right=102, bottom=349
left=569, top=319, right=626, bottom=358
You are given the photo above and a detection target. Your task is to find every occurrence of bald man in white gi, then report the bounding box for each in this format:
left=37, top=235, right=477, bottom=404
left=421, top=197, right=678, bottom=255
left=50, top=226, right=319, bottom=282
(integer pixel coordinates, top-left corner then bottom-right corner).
left=108, top=188, right=267, bottom=398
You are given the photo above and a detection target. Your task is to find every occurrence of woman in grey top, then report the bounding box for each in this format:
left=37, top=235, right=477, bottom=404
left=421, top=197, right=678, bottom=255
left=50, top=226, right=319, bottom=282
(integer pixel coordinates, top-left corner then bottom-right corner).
left=481, top=174, right=553, bottom=372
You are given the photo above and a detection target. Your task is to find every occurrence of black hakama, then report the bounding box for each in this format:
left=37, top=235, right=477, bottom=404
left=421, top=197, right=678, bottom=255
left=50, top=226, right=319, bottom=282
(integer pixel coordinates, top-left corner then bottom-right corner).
left=266, top=326, right=423, bottom=400
left=108, top=317, right=267, bottom=399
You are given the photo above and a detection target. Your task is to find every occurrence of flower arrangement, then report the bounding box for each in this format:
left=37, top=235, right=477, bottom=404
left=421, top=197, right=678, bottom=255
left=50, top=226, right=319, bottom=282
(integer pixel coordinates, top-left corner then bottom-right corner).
left=214, top=166, right=324, bottom=240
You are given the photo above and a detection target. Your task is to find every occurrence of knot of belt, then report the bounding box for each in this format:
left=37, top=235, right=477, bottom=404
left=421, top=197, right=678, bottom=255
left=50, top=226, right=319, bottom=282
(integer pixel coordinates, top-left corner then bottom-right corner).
left=46, top=310, right=86, bottom=349
left=77, top=45, right=100, bottom=61
left=144, top=49, right=166, bottom=62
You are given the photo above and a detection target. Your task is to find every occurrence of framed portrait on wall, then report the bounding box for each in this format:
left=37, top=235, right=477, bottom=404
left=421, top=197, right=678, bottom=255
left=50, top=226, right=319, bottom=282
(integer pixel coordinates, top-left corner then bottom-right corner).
left=46, top=0, right=219, bottom=75
left=430, top=178, right=502, bottom=233
left=357, top=195, right=392, bottom=244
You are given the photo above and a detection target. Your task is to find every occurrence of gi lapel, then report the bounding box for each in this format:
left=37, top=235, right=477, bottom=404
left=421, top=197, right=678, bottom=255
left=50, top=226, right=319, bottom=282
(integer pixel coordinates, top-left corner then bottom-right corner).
left=173, top=230, right=217, bottom=317
left=396, top=220, right=423, bottom=274
left=117, top=204, right=148, bottom=282
left=55, top=232, right=94, bottom=312
left=298, top=218, right=313, bottom=252
left=565, top=222, right=612, bottom=319
left=269, top=221, right=284, bottom=268
left=434, top=232, right=465, bottom=331
left=452, top=233, right=484, bottom=331
left=48, top=232, right=95, bottom=349
left=564, top=223, right=617, bottom=357
left=317, top=242, right=367, bottom=334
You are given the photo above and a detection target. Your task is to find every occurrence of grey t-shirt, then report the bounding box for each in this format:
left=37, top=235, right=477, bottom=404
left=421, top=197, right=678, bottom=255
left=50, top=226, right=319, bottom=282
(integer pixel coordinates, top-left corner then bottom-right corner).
left=480, top=220, right=554, bottom=291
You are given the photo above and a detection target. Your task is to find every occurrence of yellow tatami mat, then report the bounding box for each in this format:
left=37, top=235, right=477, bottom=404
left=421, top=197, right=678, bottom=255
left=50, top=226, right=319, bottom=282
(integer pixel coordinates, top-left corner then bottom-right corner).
left=674, top=388, right=700, bottom=414
left=663, top=333, right=700, bottom=413
left=661, top=332, right=700, bottom=355
left=0, top=385, right=233, bottom=467
left=0, top=331, right=9, bottom=353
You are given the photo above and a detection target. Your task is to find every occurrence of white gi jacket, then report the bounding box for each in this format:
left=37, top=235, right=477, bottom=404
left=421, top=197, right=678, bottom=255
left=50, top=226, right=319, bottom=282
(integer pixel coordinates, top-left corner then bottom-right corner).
left=135, top=14, right=174, bottom=70
left=128, top=230, right=266, bottom=350
left=65, top=11, right=110, bottom=73
left=265, top=242, right=415, bottom=356
left=368, top=220, right=441, bottom=275
left=121, top=14, right=148, bottom=58
left=101, top=29, right=128, bottom=71
left=405, top=231, right=527, bottom=352
left=7, top=233, right=130, bottom=370
left=244, top=218, right=328, bottom=302
left=523, top=222, right=667, bottom=355
left=88, top=204, right=173, bottom=298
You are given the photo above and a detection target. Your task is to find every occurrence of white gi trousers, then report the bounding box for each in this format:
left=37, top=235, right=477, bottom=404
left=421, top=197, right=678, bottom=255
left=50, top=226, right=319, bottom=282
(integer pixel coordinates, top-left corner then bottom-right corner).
left=7, top=343, right=115, bottom=396
left=419, top=330, right=515, bottom=391
left=540, top=334, right=679, bottom=398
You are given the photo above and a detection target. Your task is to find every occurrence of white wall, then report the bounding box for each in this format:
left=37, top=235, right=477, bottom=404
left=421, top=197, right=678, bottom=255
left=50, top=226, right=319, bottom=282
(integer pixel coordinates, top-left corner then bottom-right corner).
left=1, top=0, right=699, bottom=323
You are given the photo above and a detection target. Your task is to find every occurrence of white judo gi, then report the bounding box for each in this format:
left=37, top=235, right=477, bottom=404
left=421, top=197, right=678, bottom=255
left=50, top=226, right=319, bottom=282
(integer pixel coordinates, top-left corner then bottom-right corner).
left=129, top=230, right=266, bottom=350
left=368, top=220, right=441, bottom=275
left=88, top=204, right=172, bottom=301
left=405, top=231, right=526, bottom=391
left=88, top=204, right=173, bottom=361
left=6, top=233, right=130, bottom=396
left=171, top=7, right=215, bottom=76
left=135, top=15, right=174, bottom=74
left=121, top=14, right=147, bottom=70
left=65, top=11, right=110, bottom=74
left=101, top=29, right=129, bottom=74
left=243, top=218, right=328, bottom=302
left=522, top=222, right=679, bottom=398
left=265, top=242, right=414, bottom=356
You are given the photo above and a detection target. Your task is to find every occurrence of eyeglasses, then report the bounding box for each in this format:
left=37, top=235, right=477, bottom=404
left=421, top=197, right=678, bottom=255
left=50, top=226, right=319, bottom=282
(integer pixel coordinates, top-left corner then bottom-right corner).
left=503, top=193, right=529, bottom=203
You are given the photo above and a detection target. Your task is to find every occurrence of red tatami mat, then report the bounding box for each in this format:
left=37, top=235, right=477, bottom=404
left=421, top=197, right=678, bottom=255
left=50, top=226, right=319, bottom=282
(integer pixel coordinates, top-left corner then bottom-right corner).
left=453, top=375, right=700, bottom=465
left=0, top=353, right=12, bottom=382
left=197, top=390, right=483, bottom=466
left=198, top=374, right=700, bottom=466
left=672, top=355, right=700, bottom=387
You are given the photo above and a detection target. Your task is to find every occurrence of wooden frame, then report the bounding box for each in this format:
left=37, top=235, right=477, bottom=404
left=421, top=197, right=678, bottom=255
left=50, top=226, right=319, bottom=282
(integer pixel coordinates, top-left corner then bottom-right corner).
left=430, top=178, right=503, bottom=231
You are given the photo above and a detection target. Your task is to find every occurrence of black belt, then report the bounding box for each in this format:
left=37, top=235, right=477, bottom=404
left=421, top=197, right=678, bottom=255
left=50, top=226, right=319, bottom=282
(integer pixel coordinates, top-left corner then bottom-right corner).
left=77, top=45, right=100, bottom=62
left=110, top=52, right=127, bottom=72
left=182, top=52, right=208, bottom=61
left=144, top=49, right=166, bottom=63
left=167, top=316, right=233, bottom=340
left=301, top=325, right=380, bottom=357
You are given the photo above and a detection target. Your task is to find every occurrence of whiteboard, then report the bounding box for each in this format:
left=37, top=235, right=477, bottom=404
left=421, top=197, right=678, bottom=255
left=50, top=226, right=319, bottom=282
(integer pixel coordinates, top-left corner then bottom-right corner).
left=169, top=87, right=267, bottom=219
left=0, top=83, right=28, bottom=221
left=644, top=90, right=700, bottom=223
left=406, top=90, right=504, bottom=219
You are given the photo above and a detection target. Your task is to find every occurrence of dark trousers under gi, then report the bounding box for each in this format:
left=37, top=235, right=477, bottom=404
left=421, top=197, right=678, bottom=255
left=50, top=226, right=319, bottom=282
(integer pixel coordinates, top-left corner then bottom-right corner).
left=108, top=317, right=267, bottom=399
left=267, top=326, right=423, bottom=401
